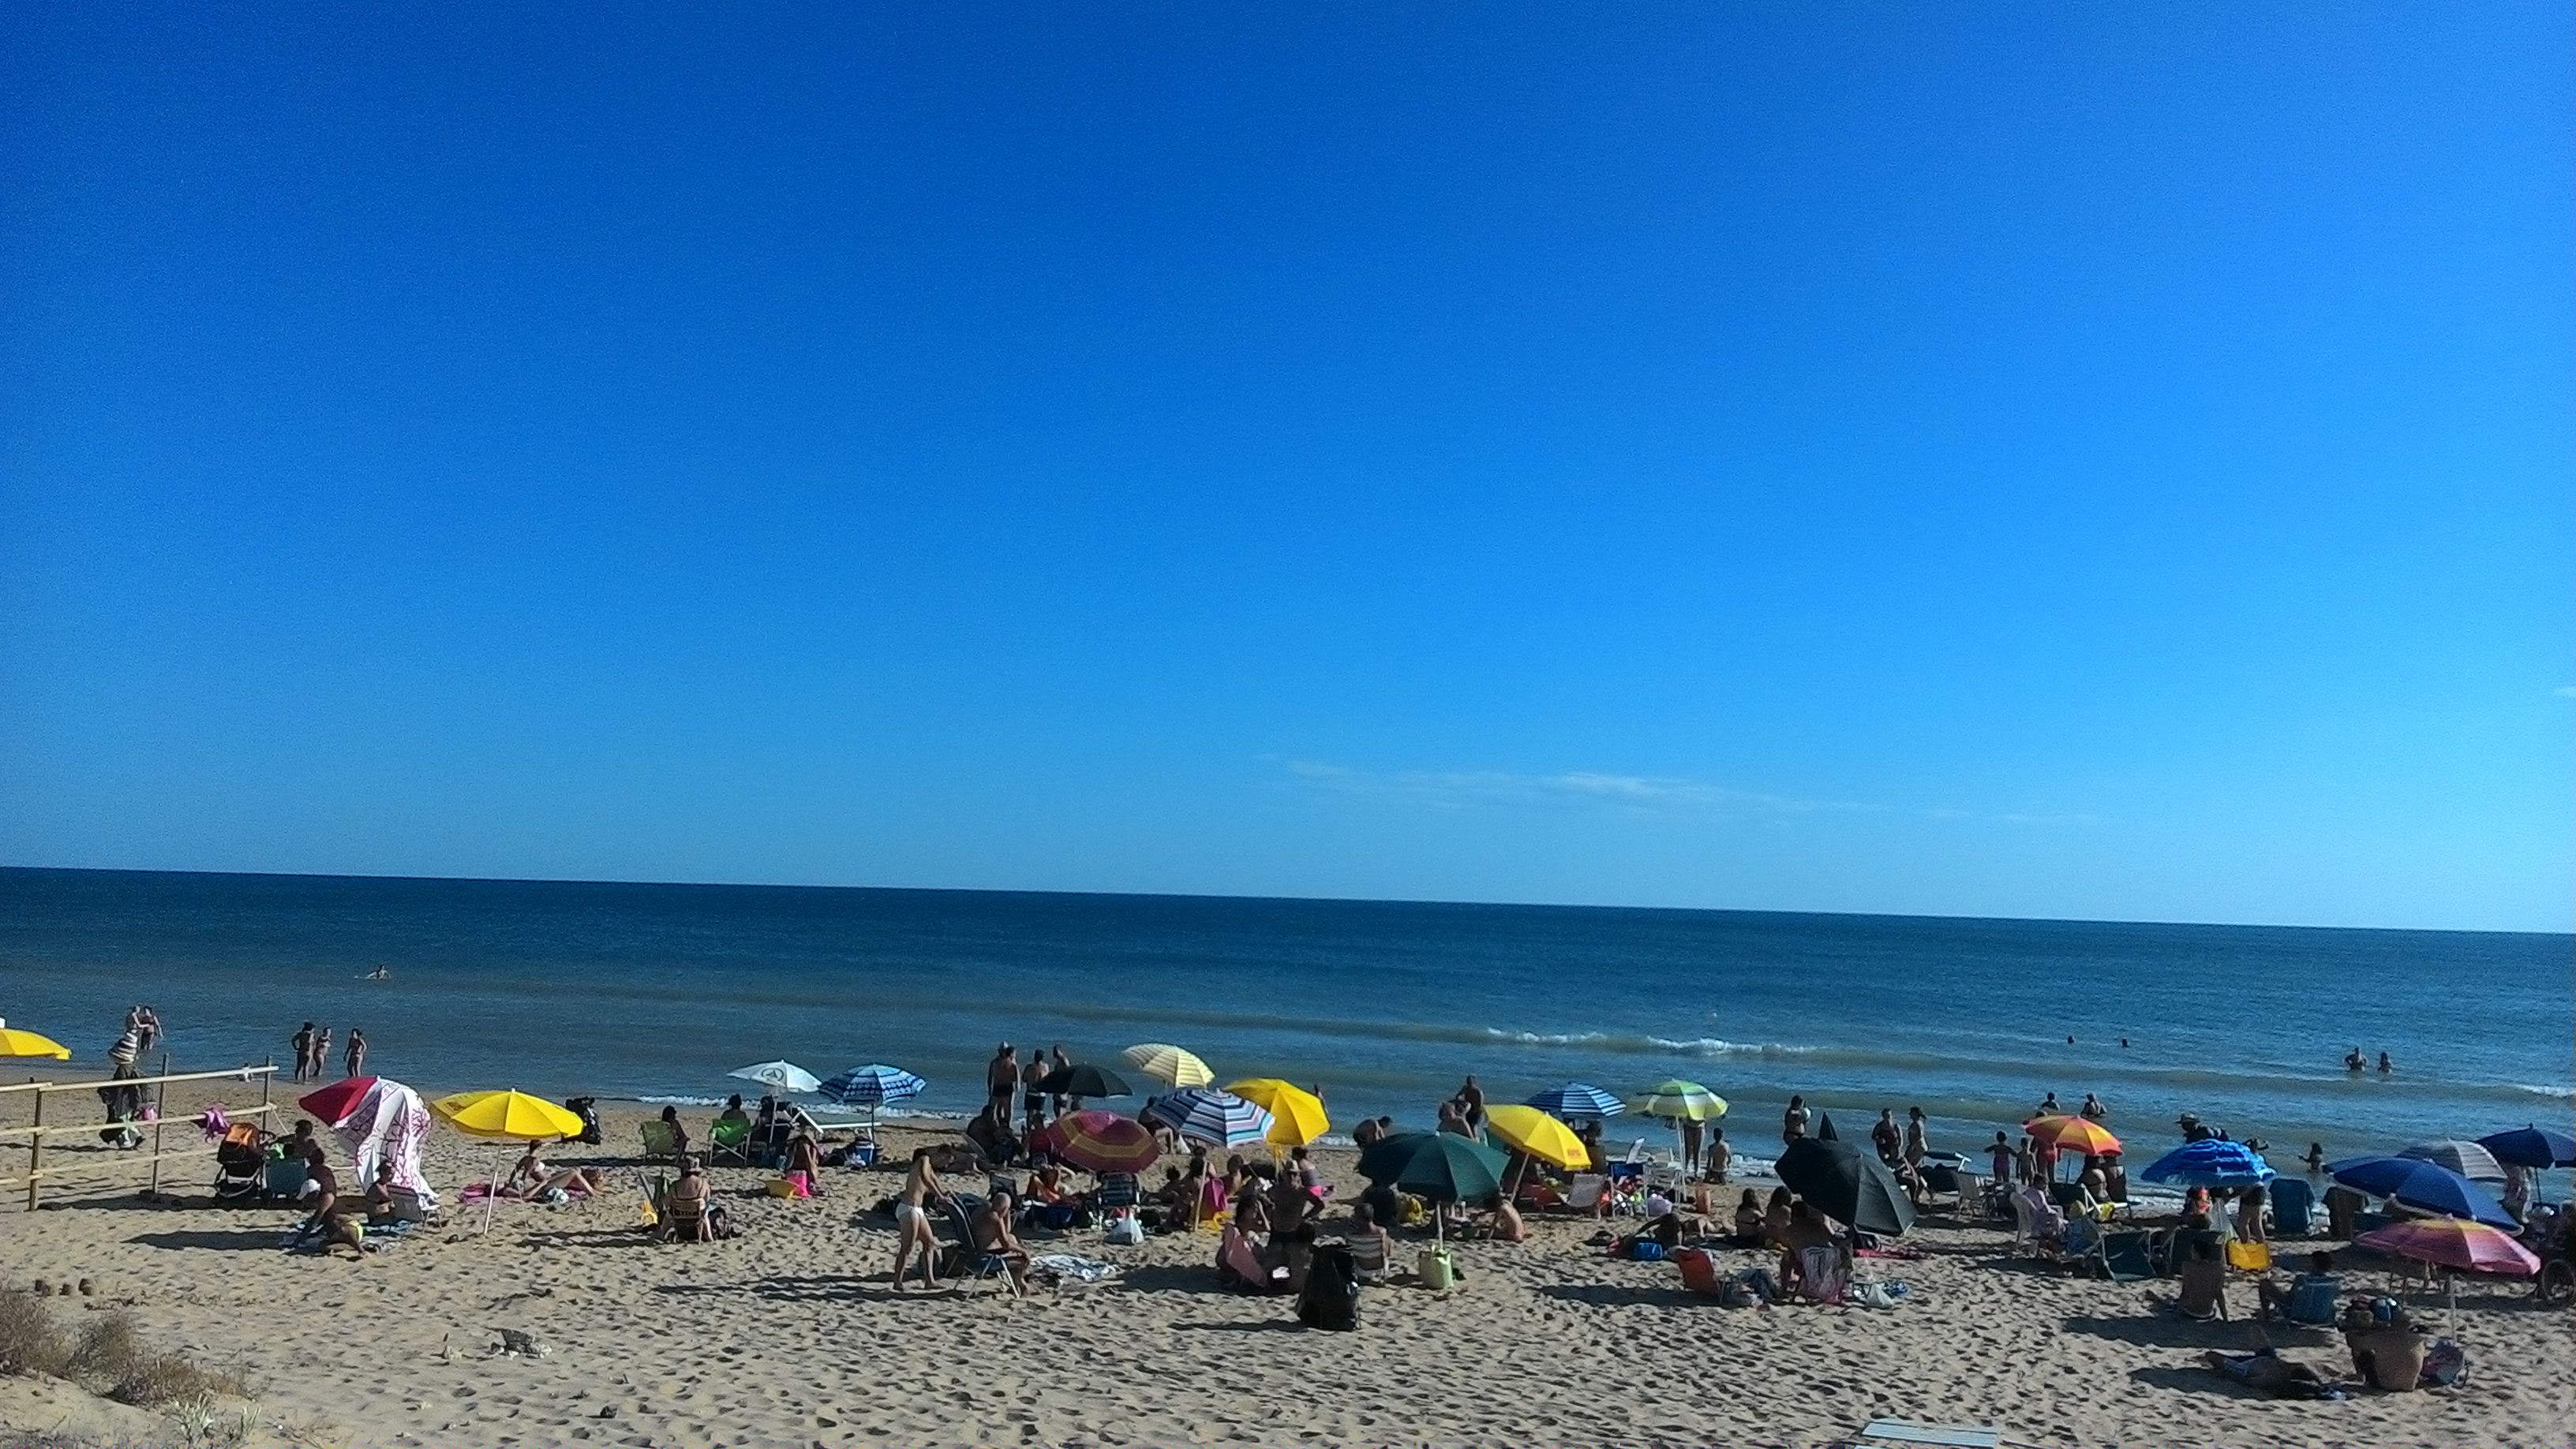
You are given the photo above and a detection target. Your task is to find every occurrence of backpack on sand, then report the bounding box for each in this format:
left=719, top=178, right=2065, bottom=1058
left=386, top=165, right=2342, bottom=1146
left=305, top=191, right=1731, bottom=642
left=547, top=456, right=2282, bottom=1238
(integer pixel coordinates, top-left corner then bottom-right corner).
left=1297, top=1244, right=1361, bottom=1331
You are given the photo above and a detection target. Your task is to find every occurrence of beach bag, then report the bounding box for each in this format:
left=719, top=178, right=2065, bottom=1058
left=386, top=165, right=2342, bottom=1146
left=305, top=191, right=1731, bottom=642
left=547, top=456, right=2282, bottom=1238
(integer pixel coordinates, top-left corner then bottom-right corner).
left=2226, top=1241, right=2272, bottom=1273
left=1103, top=1214, right=1144, bottom=1246
left=1627, top=1239, right=1666, bottom=1262
left=1296, top=1245, right=1361, bottom=1331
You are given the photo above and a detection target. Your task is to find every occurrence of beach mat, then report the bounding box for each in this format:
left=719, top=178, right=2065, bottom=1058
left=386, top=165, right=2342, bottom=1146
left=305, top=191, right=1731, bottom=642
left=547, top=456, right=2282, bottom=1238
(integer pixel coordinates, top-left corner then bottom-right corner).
left=1861, top=1421, right=2001, bottom=1449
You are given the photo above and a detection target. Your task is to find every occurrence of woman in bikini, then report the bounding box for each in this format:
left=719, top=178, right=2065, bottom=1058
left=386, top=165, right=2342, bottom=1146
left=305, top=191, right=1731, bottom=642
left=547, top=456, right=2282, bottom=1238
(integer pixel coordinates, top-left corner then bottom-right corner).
left=891, top=1148, right=947, bottom=1290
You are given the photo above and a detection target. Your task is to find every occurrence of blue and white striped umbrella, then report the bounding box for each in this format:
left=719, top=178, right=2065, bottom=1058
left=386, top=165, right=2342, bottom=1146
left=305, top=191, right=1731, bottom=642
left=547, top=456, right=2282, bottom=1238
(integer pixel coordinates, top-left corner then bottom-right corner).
left=1525, top=1082, right=1624, bottom=1120
left=1143, top=1088, right=1273, bottom=1148
left=819, top=1065, right=927, bottom=1109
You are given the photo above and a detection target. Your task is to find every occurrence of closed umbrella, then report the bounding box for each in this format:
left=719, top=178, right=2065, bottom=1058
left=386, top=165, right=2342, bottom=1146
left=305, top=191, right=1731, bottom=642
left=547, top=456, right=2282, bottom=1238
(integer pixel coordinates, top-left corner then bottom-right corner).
left=1037, top=1063, right=1132, bottom=1102
left=1524, top=1083, right=1624, bottom=1120
left=1777, top=1136, right=1915, bottom=1237
left=1120, top=1043, right=1213, bottom=1089
left=728, top=1061, right=822, bottom=1096
left=1226, top=1079, right=1329, bottom=1148
left=1141, top=1088, right=1271, bottom=1149
left=2140, top=1139, right=2276, bottom=1189
left=2397, top=1139, right=2505, bottom=1183
left=1032, top=1109, right=1160, bottom=1175
left=1357, top=1132, right=1511, bottom=1239
left=2476, top=1125, right=2576, bottom=1170
left=2328, top=1155, right=2516, bottom=1230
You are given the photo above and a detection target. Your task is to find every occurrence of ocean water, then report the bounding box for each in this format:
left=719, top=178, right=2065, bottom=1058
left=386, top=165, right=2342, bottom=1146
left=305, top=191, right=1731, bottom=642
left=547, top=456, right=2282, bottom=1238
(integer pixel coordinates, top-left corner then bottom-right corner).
left=2, top=868, right=2567, bottom=1170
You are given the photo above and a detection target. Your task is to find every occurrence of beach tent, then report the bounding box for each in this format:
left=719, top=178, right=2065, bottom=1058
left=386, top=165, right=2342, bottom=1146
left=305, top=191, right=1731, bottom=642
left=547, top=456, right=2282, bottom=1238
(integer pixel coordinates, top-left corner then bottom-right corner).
left=330, top=1077, right=438, bottom=1208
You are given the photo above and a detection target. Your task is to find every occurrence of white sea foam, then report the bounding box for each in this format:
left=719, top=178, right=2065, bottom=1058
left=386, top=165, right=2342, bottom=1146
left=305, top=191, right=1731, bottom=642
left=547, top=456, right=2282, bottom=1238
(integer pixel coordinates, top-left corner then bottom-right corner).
left=1475, top=1027, right=1813, bottom=1058
left=637, top=1094, right=724, bottom=1106
left=2511, top=1081, right=2576, bottom=1101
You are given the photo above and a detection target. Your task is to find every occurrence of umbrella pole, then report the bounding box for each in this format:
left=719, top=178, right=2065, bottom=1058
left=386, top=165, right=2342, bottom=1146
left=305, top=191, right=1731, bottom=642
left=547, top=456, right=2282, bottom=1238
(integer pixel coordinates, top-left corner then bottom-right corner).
left=482, top=1144, right=500, bottom=1234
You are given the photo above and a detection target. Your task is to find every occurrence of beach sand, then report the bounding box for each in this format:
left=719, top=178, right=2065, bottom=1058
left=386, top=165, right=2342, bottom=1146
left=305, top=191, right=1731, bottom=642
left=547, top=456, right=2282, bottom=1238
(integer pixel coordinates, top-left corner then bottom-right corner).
left=1, top=1084, right=2570, bottom=1449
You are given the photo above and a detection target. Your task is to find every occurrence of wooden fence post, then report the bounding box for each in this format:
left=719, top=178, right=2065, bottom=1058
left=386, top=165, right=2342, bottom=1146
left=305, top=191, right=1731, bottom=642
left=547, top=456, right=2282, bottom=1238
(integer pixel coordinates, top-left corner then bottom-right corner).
left=148, top=1052, right=170, bottom=1196
left=24, top=1086, right=43, bottom=1211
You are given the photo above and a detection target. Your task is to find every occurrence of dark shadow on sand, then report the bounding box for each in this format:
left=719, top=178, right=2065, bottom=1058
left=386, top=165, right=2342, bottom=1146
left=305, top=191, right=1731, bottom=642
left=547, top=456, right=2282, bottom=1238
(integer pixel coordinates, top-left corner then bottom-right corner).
left=128, top=1227, right=286, bottom=1252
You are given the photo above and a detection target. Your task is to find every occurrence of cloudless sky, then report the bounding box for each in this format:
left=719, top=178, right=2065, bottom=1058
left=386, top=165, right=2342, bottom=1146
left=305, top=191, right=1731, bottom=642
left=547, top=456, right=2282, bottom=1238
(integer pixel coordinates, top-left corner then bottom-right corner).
left=3, top=6, right=2569, bottom=930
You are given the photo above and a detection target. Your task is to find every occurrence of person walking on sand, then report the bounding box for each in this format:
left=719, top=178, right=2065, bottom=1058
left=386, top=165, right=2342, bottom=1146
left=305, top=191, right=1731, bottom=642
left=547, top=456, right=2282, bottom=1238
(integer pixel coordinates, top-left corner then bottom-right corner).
left=1680, top=1115, right=1703, bottom=1174
left=1871, top=1108, right=1902, bottom=1166
left=343, top=1028, right=367, bottom=1079
left=312, top=1025, right=332, bottom=1084
left=891, top=1147, right=949, bottom=1290
left=292, top=1022, right=317, bottom=1082
left=1904, top=1107, right=1929, bottom=1169
left=1047, top=1044, right=1073, bottom=1115
left=985, top=1043, right=1018, bottom=1125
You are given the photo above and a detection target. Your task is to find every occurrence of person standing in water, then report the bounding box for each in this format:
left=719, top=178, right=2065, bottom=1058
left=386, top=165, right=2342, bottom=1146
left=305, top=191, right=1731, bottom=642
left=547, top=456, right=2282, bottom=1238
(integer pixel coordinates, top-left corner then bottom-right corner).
left=1780, top=1095, right=1810, bottom=1145
left=2377, top=1051, right=2394, bottom=1074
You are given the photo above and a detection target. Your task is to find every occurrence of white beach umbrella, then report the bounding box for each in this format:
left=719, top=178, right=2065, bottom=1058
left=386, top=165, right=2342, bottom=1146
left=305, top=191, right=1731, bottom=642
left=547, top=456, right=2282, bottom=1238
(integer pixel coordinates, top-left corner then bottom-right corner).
left=728, top=1060, right=822, bottom=1095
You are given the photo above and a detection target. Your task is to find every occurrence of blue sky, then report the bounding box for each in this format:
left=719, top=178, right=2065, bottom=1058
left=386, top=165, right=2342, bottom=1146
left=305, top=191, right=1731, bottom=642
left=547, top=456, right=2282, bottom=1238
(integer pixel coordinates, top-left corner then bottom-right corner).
left=2, top=7, right=2569, bottom=930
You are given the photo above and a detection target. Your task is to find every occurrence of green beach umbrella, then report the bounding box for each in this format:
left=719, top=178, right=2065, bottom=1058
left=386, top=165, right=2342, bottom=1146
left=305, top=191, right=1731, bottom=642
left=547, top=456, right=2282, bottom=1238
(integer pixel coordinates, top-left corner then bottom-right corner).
left=1627, top=1080, right=1728, bottom=1166
left=1357, top=1132, right=1511, bottom=1240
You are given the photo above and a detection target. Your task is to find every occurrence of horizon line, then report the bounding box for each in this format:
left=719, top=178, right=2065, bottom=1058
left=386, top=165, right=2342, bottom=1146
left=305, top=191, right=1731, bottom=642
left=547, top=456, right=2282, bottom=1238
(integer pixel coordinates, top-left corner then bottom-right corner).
left=2, top=861, right=2564, bottom=940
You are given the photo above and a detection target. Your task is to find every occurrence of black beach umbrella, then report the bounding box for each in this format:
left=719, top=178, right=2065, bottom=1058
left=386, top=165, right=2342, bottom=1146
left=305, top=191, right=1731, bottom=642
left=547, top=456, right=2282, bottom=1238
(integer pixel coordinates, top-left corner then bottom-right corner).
left=1777, top=1136, right=1915, bottom=1237
left=1816, top=1113, right=1840, bottom=1142
left=1037, top=1062, right=1132, bottom=1100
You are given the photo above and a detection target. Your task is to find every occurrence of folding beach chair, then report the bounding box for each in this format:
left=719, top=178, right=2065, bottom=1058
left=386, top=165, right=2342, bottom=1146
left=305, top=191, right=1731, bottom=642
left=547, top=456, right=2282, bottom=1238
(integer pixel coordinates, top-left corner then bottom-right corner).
left=2096, top=1230, right=2153, bottom=1283
left=639, top=1119, right=681, bottom=1160
left=708, top=1118, right=752, bottom=1167
left=2267, top=1177, right=2314, bottom=1237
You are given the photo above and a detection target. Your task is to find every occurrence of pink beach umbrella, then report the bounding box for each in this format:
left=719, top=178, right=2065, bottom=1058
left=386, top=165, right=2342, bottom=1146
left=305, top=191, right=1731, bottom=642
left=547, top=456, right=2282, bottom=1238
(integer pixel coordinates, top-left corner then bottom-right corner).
left=2354, top=1218, right=2540, bottom=1278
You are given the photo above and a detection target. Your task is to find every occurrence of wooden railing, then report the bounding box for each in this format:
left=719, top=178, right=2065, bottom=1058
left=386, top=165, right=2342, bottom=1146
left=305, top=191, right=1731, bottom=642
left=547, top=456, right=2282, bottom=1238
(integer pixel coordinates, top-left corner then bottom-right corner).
left=0, top=1059, right=277, bottom=1210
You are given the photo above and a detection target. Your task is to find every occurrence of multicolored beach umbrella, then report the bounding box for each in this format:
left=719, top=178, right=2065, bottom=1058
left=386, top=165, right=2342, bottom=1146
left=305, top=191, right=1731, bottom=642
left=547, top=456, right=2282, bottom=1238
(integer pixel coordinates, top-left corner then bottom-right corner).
left=2024, top=1114, right=2122, bottom=1157
left=1142, top=1088, right=1272, bottom=1148
left=1034, top=1109, right=1161, bottom=1175
left=2355, top=1217, right=2540, bottom=1278
left=1525, top=1082, right=1623, bottom=1120
left=1627, top=1080, right=1727, bottom=1121
left=1121, top=1043, right=1214, bottom=1089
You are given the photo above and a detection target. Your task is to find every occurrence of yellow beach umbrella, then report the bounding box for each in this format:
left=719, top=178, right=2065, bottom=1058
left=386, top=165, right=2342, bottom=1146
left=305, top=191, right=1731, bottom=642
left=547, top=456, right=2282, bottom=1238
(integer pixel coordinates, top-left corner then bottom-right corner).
left=431, top=1089, right=586, bottom=1140
left=431, top=1090, right=586, bottom=1234
left=1485, top=1104, right=1590, bottom=1170
left=1226, top=1078, right=1329, bottom=1148
left=1121, top=1043, right=1213, bottom=1089
left=0, top=1025, right=72, bottom=1061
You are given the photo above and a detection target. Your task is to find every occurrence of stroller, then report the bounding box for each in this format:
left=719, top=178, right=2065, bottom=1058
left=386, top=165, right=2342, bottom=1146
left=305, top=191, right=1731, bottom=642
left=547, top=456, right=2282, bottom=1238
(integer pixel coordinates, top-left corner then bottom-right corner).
left=563, top=1096, right=605, bottom=1146
left=213, top=1125, right=269, bottom=1203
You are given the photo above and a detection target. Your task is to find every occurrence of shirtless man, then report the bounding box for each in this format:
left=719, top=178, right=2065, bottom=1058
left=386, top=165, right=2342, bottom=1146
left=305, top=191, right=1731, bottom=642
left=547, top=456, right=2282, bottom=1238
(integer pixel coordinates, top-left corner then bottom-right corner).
left=1020, top=1048, right=1050, bottom=1136
left=986, top=1044, right=1019, bottom=1126
left=1455, top=1076, right=1487, bottom=1135
left=972, top=1189, right=1033, bottom=1296
left=291, top=1023, right=317, bottom=1083
left=891, top=1148, right=947, bottom=1290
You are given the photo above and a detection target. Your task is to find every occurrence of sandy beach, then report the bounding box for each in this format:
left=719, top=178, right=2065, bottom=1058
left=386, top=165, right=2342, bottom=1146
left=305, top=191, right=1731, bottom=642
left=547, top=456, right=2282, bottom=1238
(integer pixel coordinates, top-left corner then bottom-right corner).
left=1, top=1081, right=2569, bottom=1449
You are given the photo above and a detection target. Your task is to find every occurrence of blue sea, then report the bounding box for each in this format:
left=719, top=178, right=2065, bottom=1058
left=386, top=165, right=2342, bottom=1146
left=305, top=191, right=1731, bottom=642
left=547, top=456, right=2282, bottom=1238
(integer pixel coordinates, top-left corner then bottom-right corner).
left=2, top=867, right=2567, bottom=1170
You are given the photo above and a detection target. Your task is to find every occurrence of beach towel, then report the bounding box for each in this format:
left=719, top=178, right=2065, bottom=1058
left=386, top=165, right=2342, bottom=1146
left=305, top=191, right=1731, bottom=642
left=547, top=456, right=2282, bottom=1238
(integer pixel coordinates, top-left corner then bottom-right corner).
left=1029, top=1253, right=1120, bottom=1284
